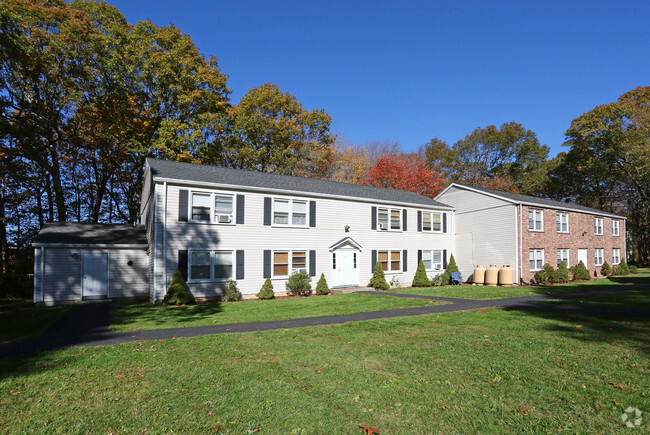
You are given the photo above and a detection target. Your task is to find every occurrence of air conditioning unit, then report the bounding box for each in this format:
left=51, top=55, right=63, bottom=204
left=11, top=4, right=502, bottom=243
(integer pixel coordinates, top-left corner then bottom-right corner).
left=378, top=223, right=386, bottom=230
left=217, top=214, right=232, bottom=223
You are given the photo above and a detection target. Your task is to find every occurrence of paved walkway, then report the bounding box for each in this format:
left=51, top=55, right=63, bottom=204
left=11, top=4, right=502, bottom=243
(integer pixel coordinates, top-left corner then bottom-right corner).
left=1, top=285, right=648, bottom=358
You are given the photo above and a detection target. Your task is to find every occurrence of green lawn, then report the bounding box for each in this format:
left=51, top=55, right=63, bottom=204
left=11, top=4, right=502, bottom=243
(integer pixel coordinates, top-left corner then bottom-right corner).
left=0, top=300, right=69, bottom=343
left=2, top=300, right=648, bottom=433
left=110, top=293, right=445, bottom=332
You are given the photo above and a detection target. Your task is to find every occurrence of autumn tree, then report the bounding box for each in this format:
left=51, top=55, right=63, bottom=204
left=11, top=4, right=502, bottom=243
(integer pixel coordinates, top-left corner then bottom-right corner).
left=360, top=153, right=445, bottom=198
left=328, top=144, right=372, bottom=184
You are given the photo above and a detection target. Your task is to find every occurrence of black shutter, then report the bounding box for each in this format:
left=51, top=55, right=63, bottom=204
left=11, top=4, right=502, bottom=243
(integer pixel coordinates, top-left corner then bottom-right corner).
left=263, top=197, right=272, bottom=226
left=417, top=211, right=422, bottom=232
left=178, top=250, right=188, bottom=280
left=309, top=250, right=316, bottom=276
left=263, top=250, right=271, bottom=278
left=402, top=250, right=408, bottom=272
left=309, top=201, right=316, bottom=227
left=418, top=249, right=422, bottom=264
left=443, top=249, right=448, bottom=269
left=236, top=250, right=245, bottom=280
left=443, top=213, right=447, bottom=233
left=371, top=206, right=377, bottom=230
left=402, top=209, right=407, bottom=231
left=178, top=190, right=188, bottom=222
left=236, top=195, right=245, bottom=225
left=371, top=250, right=377, bottom=271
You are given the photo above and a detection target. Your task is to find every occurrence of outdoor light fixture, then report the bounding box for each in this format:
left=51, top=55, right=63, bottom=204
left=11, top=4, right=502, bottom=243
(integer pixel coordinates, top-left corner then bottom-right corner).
left=345, top=225, right=350, bottom=232
left=70, top=252, right=80, bottom=259
left=127, top=260, right=134, bottom=266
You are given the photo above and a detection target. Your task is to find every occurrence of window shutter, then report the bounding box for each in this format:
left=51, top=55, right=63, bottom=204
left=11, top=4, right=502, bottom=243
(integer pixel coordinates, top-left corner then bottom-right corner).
left=443, top=249, right=448, bottom=269
left=236, top=195, right=245, bottom=225
left=402, top=209, right=407, bottom=231
left=236, top=250, right=245, bottom=280
left=309, top=201, right=316, bottom=227
left=178, top=250, right=188, bottom=281
left=263, top=197, right=272, bottom=226
left=443, top=213, right=447, bottom=233
left=309, top=250, right=316, bottom=276
left=417, top=249, right=422, bottom=264
left=371, top=250, right=377, bottom=271
left=417, top=211, right=422, bottom=232
left=263, top=250, right=271, bottom=278
left=402, top=250, right=408, bottom=272
left=371, top=206, right=377, bottom=230
left=178, top=190, right=188, bottom=222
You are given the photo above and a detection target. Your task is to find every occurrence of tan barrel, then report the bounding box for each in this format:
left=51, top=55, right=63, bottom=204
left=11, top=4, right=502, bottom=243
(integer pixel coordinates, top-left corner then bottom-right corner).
left=485, top=265, right=499, bottom=286
left=473, top=265, right=486, bottom=284
left=498, top=264, right=514, bottom=285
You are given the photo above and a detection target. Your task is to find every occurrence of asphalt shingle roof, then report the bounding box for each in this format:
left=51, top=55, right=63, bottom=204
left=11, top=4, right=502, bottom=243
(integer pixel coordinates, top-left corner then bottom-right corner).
left=34, top=222, right=147, bottom=246
left=146, top=158, right=452, bottom=208
left=449, top=183, right=624, bottom=218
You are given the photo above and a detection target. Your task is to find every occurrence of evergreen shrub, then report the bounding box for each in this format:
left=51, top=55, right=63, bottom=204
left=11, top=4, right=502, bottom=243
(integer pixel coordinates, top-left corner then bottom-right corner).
left=223, top=279, right=242, bottom=301
left=600, top=261, right=612, bottom=277
left=570, top=261, right=591, bottom=281
left=315, top=273, right=330, bottom=295
left=286, top=271, right=312, bottom=296
left=162, top=269, right=195, bottom=305
left=368, top=262, right=390, bottom=291
left=412, top=260, right=430, bottom=287
left=257, top=278, right=275, bottom=300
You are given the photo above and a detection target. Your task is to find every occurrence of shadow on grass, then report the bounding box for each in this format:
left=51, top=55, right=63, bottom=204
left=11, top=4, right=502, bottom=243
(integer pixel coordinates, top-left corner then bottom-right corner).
left=109, top=300, right=223, bottom=331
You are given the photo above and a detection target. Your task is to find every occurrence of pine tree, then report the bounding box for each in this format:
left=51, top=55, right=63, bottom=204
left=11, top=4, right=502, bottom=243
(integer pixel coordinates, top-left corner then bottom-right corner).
left=315, top=273, right=330, bottom=295
left=412, top=260, right=431, bottom=287
left=256, top=278, right=275, bottom=300
left=368, top=262, right=390, bottom=291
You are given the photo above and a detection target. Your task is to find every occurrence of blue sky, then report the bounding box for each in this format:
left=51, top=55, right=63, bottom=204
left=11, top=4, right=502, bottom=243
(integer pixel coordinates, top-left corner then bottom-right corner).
left=109, top=0, right=649, bottom=157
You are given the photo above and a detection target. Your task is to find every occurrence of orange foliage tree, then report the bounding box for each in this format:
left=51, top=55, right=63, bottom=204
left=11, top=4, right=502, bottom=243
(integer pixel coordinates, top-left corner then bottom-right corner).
left=360, top=154, right=445, bottom=198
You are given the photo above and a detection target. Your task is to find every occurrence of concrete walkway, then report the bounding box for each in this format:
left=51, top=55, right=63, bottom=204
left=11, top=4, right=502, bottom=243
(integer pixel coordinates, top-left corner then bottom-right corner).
left=1, top=284, right=648, bottom=358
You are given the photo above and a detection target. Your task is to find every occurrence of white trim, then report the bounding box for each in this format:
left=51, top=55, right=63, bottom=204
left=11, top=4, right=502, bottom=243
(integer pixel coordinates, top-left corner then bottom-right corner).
left=420, top=210, right=443, bottom=233
left=594, top=217, right=604, bottom=235
left=188, top=249, right=235, bottom=282
left=421, top=249, right=444, bottom=272
left=271, top=249, right=309, bottom=279
left=556, top=212, right=569, bottom=233
left=612, top=220, right=620, bottom=236
left=612, top=248, right=621, bottom=265
left=153, top=184, right=158, bottom=302
left=271, top=197, right=309, bottom=228
left=40, top=246, right=45, bottom=303
left=186, top=188, right=236, bottom=225
left=557, top=248, right=570, bottom=267
left=163, top=181, right=168, bottom=291
left=32, top=243, right=148, bottom=249
left=329, top=237, right=363, bottom=251
left=528, top=209, right=544, bottom=232
left=529, top=249, right=544, bottom=271
left=376, top=206, right=403, bottom=232
left=594, top=248, right=604, bottom=266
left=377, top=249, right=402, bottom=274
left=514, top=205, right=520, bottom=283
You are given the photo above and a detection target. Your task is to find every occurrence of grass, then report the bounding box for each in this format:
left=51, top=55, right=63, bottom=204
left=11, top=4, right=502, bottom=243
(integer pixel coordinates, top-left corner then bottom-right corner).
left=1, top=299, right=649, bottom=433
left=110, top=293, right=446, bottom=333
left=0, top=299, right=69, bottom=343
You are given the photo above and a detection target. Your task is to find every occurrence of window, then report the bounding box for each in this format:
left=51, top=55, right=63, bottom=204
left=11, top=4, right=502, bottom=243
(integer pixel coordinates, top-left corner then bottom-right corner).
left=273, top=250, right=307, bottom=277
left=594, top=249, right=604, bottom=266
left=529, top=209, right=543, bottom=231
left=556, top=212, right=569, bottom=233
left=612, top=220, right=620, bottom=236
left=273, top=199, right=308, bottom=227
left=612, top=248, right=621, bottom=265
left=422, top=211, right=442, bottom=232
left=377, top=207, right=402, bottom=231
left=529, top=249, right=544, bottom=271
left=557, top=249, right=569, bottom=267
left=189, top=250, right=233, bottom=281
left=190, top=191, right=234, bottom=224
left=378, top=250, right=401, bottom=272
left=594, top=218, right=604, bottom=235
left=422, top=250, right=443, bottom=271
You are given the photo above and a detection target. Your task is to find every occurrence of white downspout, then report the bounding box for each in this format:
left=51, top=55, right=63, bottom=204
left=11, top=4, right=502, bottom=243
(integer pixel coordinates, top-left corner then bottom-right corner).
left=40, top=246, right=45, bottom=303
left=152, top=184, right=158, bottom=302
left=163, top=181, right=168, bottom=291
left=519, top=204, right=524, bottom=284
left=514, top=205, right=519, bottom=284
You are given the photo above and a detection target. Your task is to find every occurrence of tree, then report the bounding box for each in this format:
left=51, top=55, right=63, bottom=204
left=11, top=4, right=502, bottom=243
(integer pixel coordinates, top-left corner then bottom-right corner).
left=328, top=144, right=372, bottom=184
left=315, top=273, right=330, bottom=295
left=412, top=260, right=431, bottom=287
left=360, top=153, right=445, bottom=198
left=419, top=137, right=458, bottom=180
left=368, top=262, right=390, bottom=290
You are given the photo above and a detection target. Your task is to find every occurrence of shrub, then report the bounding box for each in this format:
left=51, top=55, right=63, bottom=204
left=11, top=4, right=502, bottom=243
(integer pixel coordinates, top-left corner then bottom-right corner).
left=223, top=279, right=242, bottom=301
left=439, top=254, right=459, bottom=286
left=162, top=269, right=195, bottom=305
left=257, top=278, right=275, bottom=300
left=368, top=262, right=390, bottom=291
left=570, top=260, right=591, bottom=281
left=286, top=271, right=312, bottom=296
left=600, top=261, right=612, bottom=277
left=430, top=274, right=444, bottom=286
left=412, top=260, right=431, bottom=287
left=315, top=273, right=330, bottom=295
left=534, top=263, right=555, bottom=285
left=0, top=273, right=32, bottom=298
left=629, top=265, right=638, bottom=273
left=554, top=261, right=570, bottom=284
left=616, top=258, right=630, bottom=275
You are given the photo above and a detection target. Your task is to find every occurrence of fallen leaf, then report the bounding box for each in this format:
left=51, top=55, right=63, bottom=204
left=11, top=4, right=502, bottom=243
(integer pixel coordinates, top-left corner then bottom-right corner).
left=301, top=388, right=307, bottom=391
left=114, top=374, right=126, bottom=378
left=484, top=343, right=492, bottom=347
left=247, top=426, right=260, bottom=433
left=205, top=401, right=213, bottom=406
left=172, top=337, right=176, bottom=340
left=315, top=370, right=322, bottom=374
left=441, top=405, right=449, bottom=410
left=581, top=384, right=586, bottom=389
left=214, top=428, right=220, bottom=432
left=519, top=407, right=528, bottom=415
left=609, top=383, right=627, bottom=389
left=261, top=352, right=267, bottom=355
left=576, top=325, right=583, bottom=328
left=207, top=410, right=212, bottom=416
left=10, top=391, right=21, bottom=395
left=134, top=373, right=144, bottom=376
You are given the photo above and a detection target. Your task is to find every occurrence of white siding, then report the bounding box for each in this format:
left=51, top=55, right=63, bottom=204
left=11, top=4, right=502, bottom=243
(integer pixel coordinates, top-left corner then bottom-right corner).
left=107, top=249, right=149, bottom=299
left=42, top=249, right=82, bottom=303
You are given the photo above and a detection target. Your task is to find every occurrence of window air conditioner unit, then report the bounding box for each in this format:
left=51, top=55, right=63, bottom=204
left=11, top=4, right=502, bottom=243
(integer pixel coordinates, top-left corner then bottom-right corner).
left=378, top=223, right=386, bottom=230
left=217, top=214, right=233, bottom=223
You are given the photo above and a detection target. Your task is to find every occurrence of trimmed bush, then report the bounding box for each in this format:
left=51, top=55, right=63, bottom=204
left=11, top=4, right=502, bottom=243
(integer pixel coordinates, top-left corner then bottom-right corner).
left=554, top=261, right=570, bottom=284
left=256, top=278, right=275, bottom=300
left=412, top=260, right=431, bottom=287
left=286, top=271, right=312, bottom=296
left=162, top=269, right=195, bottom=305
left=368, top=261, right=390, bottom=291
left=616, top=258, right=630, bottom=275
left=223, top=279, right=242, bottom=301
left=629, top=265, right=638, bottom=273
left=430, top=274, right=444, bottom=286
left=315, top=273, right=330, bottom=295
left=439, top=254, right=459, bottom=286
left=600, top=261, right=612, bottom=277
left=570, top=260, right=591, bottom=281
left=534, top=263, right=555, bottom=285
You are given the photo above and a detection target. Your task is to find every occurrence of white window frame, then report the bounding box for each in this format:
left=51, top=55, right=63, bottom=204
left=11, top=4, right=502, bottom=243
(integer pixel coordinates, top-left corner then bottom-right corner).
left=378, top=250, right=402, bottom=273
left=529, top=249, right=544, bottom=271
left=612, top=220, right=620, bottom=236
left=272, top=250, right=308, bottom=278
left=557, top=249, right=569, bottom=267
left=377, top=207, right=402, bottom=231
left=556, top=212, right=569, bottom=233
left=594, top=217, right=604, bottom=235
left=594, top=248, right=604, bottom=266
left=422, top=249, right=443, bottom=271
left=188, top=190, right=235, bottom=225
left=612, top=248, right=621, bottom=265
left=272, top=198, right=308, bottom=227
left=188, top=249, right=234, bottom=282
left=421, top=211, right=443, bottom=233
left=528, top=209, right=544, bottom=232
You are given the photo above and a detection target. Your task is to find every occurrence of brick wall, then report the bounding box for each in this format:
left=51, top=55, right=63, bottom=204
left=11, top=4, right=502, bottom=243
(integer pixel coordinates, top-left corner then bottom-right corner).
left=520, top=205, right=626, bottom=283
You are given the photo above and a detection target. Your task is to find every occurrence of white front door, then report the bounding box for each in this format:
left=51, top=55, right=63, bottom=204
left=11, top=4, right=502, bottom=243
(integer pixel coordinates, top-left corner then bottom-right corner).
left=334, top=250, right=358, bottom=287
left=82, top=252, right=109, bottom=299
left=577, top=249, right=588, bottom=268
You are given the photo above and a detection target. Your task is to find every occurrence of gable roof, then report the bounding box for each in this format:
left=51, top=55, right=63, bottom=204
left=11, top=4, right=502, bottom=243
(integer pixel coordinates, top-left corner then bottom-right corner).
left=437, top=183, right=624, bottom=219
left=146, top=158, right=452, bottom=209
left=33, top=222, right=147, bottom=247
